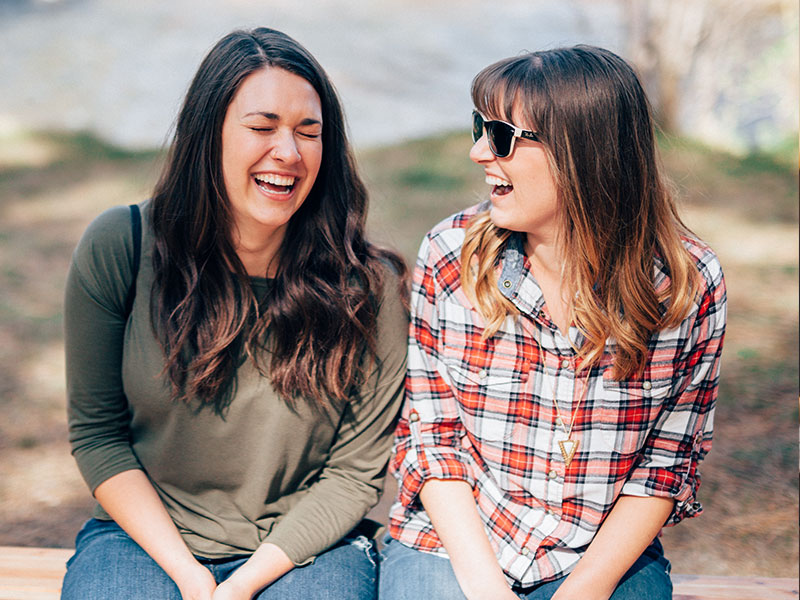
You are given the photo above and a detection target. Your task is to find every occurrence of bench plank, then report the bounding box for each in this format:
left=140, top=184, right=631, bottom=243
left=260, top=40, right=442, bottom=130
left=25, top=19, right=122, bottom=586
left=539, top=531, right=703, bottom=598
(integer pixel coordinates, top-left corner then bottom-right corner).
left=672, top=574, right=797, bottom=600
left=0, top=547, right=72, bottom=600
left=0, top=547, right=797, bottom=599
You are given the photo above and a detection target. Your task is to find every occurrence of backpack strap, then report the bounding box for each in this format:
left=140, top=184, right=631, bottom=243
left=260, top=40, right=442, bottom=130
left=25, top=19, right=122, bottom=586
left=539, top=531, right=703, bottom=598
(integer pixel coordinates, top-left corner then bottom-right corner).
left=124, top=204, right=142, bottom=318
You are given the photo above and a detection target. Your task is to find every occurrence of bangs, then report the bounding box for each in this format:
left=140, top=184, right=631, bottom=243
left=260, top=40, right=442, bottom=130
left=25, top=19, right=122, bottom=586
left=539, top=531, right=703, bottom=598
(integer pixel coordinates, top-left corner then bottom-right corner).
left=471, top=54, right=547, bottom=133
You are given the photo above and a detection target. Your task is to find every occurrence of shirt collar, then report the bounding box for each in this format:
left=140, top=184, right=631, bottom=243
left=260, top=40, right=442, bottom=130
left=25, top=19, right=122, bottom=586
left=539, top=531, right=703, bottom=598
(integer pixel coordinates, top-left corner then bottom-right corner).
left=497, top=232, right=545, bottom=317
left=496, top=233, right=585, bottom=347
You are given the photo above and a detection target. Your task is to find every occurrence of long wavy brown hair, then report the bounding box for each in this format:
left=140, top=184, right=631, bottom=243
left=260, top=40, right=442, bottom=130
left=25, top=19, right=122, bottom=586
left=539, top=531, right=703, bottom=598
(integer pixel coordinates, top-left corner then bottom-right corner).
left=149, top=28, right=406, bottom=413
left=462, top=45, right=699, bottom=379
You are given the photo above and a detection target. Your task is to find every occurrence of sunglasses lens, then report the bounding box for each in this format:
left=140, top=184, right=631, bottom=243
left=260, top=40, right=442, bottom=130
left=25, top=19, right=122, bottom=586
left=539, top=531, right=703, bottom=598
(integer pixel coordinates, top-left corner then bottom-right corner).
left=472, top=111, right=516, bottom=157
left=486, top=121, right=513, bottom=157
left=472, top=111, right=484, bottom=143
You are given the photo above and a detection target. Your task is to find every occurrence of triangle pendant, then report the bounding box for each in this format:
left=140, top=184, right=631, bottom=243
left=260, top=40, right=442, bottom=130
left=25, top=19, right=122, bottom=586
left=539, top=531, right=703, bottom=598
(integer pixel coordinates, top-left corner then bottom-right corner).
left=558, top=439, right=579, bottom=468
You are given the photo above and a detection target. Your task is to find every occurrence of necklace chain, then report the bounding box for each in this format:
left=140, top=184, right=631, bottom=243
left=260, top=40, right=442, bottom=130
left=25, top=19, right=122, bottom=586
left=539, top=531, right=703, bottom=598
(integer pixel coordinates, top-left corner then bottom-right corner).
left=551, top=365, right=589, bottom=438
left=529, top=327, right=590, bottom=468
left=551, top=362, right=590, bottom=467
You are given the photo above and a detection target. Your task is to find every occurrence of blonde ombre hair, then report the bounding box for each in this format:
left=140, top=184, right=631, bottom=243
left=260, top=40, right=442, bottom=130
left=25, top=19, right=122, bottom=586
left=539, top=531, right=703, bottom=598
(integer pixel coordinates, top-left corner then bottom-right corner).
left=462, top=46, right=699, bottom=379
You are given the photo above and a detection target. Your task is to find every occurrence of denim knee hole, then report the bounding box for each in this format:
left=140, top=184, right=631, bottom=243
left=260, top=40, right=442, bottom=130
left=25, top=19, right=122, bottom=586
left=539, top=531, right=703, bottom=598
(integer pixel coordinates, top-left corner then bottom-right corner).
left=349, top=535, right=377, bottom=568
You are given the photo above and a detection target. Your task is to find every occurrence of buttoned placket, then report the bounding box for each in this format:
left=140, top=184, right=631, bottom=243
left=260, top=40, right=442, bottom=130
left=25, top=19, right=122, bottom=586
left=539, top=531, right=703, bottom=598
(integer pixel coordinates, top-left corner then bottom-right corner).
left=496, top=235, right=583, bottom=579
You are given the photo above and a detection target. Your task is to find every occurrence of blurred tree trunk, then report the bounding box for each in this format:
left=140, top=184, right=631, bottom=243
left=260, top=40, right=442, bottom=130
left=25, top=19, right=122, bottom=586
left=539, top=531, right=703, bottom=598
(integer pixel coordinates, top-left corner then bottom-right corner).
left=625, top=0, right=797, bottom=140
left=626, top=0, right=710, bottom=132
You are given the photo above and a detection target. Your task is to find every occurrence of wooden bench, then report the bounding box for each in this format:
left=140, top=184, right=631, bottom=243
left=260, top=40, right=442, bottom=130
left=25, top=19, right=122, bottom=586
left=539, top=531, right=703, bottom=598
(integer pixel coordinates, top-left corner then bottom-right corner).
left=0, top=546, right=796, bottom=599
left=0, top=547, right=72, bottom=600
left=672, top=575, right=798, bottom=599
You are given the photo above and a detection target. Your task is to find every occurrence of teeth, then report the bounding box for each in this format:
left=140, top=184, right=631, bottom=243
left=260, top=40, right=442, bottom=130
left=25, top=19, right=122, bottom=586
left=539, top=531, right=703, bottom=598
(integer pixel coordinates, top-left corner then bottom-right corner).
left=254, top=173, right=296, bottom=187
left=485, top=175, right=511, bottom=187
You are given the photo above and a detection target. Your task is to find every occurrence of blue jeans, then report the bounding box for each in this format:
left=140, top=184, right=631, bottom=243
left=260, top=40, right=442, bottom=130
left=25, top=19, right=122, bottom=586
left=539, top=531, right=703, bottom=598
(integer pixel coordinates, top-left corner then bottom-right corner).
left=61, top=519, right=378, bottom=599
left=378, top=536, right=672, bottom=600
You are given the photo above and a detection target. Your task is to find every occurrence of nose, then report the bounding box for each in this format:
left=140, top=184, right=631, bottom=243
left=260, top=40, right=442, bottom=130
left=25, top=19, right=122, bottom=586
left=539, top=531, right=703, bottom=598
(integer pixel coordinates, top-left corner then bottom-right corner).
left=469, top=133, right=494, bottom=165
left=270, top=130, right=301, bottom=163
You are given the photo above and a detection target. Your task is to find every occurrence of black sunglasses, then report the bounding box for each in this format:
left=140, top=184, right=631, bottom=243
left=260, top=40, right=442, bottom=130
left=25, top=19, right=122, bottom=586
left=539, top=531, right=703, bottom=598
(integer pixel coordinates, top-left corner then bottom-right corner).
left=472, top=110, right=541, bottom=158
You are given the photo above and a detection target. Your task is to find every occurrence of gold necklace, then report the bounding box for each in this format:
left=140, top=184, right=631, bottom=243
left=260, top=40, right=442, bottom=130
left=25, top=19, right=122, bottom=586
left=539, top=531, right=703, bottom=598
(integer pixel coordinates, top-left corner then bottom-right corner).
left=551, top=361, right=590, bottom=468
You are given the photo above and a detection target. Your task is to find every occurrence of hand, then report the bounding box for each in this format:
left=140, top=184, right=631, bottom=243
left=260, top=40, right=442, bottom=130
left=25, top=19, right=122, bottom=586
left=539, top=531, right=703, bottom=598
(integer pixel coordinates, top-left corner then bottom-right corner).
left=174, top=561, right=217, bottom=600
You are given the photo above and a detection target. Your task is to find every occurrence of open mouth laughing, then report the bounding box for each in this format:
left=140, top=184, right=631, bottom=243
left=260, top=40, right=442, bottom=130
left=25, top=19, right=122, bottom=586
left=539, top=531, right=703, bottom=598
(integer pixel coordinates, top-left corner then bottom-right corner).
left=254, top=173, right=297, bottom=196
left=486, top=174, right=513, bottom=196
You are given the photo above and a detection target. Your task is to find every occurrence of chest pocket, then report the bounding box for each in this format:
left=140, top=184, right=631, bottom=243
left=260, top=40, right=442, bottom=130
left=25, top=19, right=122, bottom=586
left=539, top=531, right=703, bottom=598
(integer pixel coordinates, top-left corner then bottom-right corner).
left=596, top=376, right=671, bottom=455
left=440, top=345, right=529, bottom=443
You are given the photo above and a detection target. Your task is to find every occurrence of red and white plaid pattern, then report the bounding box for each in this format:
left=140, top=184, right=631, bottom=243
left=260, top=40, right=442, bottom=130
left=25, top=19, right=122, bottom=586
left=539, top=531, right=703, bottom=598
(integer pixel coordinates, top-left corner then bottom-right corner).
left=387, top=204, right=727, bottom=586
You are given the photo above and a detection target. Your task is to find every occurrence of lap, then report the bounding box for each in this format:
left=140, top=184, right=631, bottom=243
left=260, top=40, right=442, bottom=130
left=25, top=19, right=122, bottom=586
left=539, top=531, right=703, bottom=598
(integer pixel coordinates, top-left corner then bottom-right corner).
left=608, top=540, right=672, bottom=600
left=378, top=536, right=467, bottom=600
left=520, top=540, right=672, bottom=600
left=252, top=533, right=377, bottom=600
left=378, top=536, right=672, bottom=600
left=61, top=519, right=182, bottom=600
left=62, top=519, right=378, bottom=600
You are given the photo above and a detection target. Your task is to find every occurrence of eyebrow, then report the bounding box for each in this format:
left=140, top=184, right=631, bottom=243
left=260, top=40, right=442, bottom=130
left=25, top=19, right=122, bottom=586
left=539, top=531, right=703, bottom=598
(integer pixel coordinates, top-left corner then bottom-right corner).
left=243, top=111, right=321, bottom=126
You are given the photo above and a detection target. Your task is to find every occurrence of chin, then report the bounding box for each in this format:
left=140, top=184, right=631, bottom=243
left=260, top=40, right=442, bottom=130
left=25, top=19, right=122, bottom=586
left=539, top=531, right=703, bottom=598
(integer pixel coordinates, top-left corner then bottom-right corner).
left=488, top=205, right=517, bottom=231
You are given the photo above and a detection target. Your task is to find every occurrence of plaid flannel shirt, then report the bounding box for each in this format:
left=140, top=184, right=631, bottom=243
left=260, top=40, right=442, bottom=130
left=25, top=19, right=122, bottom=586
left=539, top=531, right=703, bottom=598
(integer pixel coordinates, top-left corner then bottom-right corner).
left=388, top=204, right=727, bottom=586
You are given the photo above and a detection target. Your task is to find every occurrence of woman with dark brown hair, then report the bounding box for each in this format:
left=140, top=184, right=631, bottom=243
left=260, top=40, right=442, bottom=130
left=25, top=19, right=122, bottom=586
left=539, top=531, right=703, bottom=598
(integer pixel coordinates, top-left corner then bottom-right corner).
left=380, top=46, right=726, bottom=600
left=62, top=28, right=407, bottom=600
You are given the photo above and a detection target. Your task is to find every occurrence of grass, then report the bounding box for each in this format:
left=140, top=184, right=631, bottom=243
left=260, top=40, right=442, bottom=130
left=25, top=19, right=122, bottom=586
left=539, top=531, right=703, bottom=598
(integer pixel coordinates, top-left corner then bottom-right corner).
left=0, top=127, right=797, bottom=577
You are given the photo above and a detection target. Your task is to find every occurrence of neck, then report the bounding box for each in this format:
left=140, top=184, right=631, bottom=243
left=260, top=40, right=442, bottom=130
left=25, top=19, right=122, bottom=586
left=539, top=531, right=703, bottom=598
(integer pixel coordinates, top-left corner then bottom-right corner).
left=525, top=232, right=564, bottom=279
left=232, top=223, right=286, bottom=278
left=526, top=231, right=572, bottom=334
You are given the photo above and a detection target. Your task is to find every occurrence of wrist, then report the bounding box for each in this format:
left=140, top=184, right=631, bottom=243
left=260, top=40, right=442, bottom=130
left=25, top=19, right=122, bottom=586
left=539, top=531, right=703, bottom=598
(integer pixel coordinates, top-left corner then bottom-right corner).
left=215, top=575, right=255, bottom=598
left=221, top=543, right=294, bottom=597
left=169, top=556, right=208, bottom=586
left=220, top=564, right=264, bottom=598
left=552, top=570, right=613, bottom=600
left=458, top=570, right=513, bottom=600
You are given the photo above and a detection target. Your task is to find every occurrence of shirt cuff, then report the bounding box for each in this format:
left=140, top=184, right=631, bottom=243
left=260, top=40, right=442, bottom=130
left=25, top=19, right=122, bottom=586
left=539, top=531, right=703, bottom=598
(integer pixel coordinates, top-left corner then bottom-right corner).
left=394, top=412, right=474, bottom=509
left=621, top=463, right=702, bottom=525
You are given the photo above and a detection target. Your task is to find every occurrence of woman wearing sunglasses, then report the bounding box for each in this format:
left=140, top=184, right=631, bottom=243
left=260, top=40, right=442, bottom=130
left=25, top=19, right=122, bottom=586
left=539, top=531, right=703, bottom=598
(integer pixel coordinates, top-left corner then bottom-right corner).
left=380, top=46, right=726, bottom=600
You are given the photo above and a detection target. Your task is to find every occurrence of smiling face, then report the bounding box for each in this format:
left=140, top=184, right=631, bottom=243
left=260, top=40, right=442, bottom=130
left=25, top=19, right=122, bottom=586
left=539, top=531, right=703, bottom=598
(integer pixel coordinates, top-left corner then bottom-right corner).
left=469, top=103, right=560, bottom=247
left=221, top=66, right=323, bottom=251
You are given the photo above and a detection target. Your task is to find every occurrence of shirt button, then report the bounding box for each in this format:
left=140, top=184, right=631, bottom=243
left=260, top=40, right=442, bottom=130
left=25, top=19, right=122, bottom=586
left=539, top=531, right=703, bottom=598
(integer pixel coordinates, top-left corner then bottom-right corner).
left=461, top=435, right=470, bottom=449
left=478, top=369, right=488, bottom=379
left=502, top=280, right=512, bottom=288
left=548, top=469, right=558, bottom=480
left=409, top=411, right=420, bottom=422
left=560, top=359, right=570, bottom=368
left=521, top=547, right=530, bottom=556
left=642, top=381, right=652, bottom=390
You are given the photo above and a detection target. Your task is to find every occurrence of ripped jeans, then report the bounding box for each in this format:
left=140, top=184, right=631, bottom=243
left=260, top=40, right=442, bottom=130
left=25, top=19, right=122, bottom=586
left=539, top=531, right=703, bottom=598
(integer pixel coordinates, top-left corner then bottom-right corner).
left=61, top=518, right=378, bottom=600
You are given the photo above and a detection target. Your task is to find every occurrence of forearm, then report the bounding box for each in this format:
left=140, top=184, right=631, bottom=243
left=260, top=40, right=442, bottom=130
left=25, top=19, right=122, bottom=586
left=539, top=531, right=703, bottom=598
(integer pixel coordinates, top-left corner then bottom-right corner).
left=213, top=543, right=294, bottom=599
left=552, top=495, right=674, bottom=600
left=93, top=469, right=212, bottom=592
left=419, top=479, right=517, bottom=600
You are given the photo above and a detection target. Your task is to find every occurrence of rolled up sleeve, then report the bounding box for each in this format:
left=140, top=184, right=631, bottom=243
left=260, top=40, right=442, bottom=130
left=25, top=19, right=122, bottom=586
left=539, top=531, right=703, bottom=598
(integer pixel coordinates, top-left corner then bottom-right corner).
left=391, top=235, right=473, bottom=510
left=621, top=255, right=727, bottom=525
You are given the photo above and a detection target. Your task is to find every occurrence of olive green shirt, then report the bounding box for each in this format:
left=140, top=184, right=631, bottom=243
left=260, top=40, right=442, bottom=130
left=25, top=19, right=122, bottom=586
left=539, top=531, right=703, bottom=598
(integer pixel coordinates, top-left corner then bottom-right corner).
left=65, top=203, right=407, bottom=564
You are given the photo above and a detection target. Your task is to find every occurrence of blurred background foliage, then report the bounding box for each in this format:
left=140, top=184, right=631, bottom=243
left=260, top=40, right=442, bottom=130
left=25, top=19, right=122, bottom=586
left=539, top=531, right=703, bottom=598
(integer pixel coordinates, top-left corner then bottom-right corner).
left=0, top=0, right=797, bottom=578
